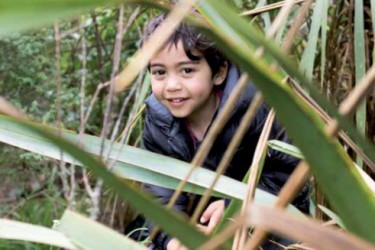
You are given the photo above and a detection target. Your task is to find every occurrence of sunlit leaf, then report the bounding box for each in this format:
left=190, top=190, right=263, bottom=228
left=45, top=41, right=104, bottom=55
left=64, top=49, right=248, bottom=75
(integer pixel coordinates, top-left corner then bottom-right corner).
left=0, top=116, right=218, bottom=250
left=0, top=115, right=301, bottom=214
left=0, top=219, right=77, bottom=249
left=267, top=140, right=303, bottom=159
left=268, top=140, right=375, bottom=195
left=56, top=210, right=146, bottom=250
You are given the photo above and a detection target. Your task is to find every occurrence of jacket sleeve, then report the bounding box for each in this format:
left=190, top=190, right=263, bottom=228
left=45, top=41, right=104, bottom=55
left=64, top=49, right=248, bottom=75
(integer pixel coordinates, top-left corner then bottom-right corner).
left=142, top=184, right=189, bottom=249
left=142, top=114, right=190, bottom=249
left=251, top=104, right=309, bottom=213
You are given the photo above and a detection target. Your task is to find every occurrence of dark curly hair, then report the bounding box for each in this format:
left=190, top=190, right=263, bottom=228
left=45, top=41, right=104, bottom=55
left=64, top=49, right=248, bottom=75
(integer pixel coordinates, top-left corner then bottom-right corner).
left=142, top=13, right=228, bottom=77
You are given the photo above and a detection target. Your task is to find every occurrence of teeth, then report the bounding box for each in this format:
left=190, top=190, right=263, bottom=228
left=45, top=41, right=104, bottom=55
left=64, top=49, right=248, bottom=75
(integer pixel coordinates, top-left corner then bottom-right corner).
left=171, top=98, right=184, bottom=103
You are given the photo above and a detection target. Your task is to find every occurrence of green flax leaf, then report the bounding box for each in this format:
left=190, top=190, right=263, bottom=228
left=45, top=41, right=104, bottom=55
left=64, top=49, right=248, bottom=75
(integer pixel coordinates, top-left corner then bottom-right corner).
left=0, top=219, right=77, bottom=249
left=56, top=210, right=147, bottom=250
left=299, top=0, right=327, bottom=81
left=195, top=0, right=375, bottom=174
left=354, top=0, right=367, bottom=167
left=198, top=0, right=375, bottom=244
left=0, top=116, right=218, bottom=250
left=0, top=0, right=160, bottom=37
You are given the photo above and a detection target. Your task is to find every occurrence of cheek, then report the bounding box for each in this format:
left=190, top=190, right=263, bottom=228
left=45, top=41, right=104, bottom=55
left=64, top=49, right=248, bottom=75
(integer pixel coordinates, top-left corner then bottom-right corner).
left=190, top=78, right=215, bottom=97
left=151, top=83, right=163, bottom=99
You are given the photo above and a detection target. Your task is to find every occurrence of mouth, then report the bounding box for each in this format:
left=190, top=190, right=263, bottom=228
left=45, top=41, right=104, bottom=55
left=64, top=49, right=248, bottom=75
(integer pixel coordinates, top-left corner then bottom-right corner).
left=167, top=98, right=188, bottom=103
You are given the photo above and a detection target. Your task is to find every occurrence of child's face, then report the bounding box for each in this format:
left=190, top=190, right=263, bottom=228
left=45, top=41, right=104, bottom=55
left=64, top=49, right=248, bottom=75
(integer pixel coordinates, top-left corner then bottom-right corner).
left=149, top=40, right=226, bottom=124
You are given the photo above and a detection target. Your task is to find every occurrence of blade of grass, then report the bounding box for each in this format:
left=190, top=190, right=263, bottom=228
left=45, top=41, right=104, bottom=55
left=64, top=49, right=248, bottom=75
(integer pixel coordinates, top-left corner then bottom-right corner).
left=274, top=12, right=289, bottom=46
left=256, top=0, right=272, bottom=32
left=246, top=205, right=375, bottom=250
left=371, top=0, right=375, bottom=61
left=122, top=72, right=150, bottom=144
left=320, top=0, right=328, bottom=88
left=299, top=0, right=328, bottom=81
left=267, top=140, right=303, bottom=159
left=354, top=0, right=367, bottom=168
left=235, top=110, right=275, bottom=249
left=318, top=205, right=346, bottom=229
left=240, top=0, right=305, bottom=16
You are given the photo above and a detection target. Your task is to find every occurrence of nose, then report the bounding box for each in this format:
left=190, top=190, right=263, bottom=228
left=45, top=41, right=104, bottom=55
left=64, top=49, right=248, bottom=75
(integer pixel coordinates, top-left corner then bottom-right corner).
left=165, top=74, right=182, bottom=92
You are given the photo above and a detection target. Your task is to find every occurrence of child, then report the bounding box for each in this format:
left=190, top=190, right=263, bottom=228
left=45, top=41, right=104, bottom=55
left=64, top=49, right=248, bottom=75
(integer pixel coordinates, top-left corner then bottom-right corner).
left=141, top=13, right=309, bottom=250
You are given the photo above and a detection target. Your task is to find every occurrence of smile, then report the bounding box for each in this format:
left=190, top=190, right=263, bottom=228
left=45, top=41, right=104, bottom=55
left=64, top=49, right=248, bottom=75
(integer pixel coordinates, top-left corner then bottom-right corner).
left=168, top=98, right=188, bottom=103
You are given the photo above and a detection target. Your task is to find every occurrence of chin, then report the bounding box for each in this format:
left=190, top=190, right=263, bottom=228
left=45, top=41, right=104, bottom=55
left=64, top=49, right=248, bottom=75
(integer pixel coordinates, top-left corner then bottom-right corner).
left=170, top=110, right=190, bottom=119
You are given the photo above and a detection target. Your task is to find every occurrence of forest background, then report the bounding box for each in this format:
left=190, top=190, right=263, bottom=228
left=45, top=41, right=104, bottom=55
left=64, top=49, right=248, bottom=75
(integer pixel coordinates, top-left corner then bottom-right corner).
left=0, top=0, right=375, bottom=249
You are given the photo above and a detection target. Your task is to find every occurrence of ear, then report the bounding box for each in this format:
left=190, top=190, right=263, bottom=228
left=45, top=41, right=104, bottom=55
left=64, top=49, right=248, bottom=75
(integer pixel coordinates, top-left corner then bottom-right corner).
left=213, top=62, right=229, bottom=86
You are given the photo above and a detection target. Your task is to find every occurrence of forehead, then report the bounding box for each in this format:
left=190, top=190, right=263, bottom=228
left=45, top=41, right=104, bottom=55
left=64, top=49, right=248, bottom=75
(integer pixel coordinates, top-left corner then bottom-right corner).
left=150, top=40, right=201, bottom=66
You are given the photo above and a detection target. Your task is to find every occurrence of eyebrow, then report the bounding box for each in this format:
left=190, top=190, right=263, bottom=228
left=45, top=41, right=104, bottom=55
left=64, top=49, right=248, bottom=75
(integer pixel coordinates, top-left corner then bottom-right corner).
left=149, top=60, right=200, bottom=68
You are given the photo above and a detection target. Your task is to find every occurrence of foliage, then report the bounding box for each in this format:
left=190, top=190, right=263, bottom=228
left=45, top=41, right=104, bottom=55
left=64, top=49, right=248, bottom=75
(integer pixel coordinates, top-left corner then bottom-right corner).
left=0, top=5, right=147, bottom=249
left=0, top=0, right=375, bottom=250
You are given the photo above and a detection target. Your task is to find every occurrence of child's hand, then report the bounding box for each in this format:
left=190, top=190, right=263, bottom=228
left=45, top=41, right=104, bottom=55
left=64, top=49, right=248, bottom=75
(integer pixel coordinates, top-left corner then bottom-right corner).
left=166, top=238, right=189, bottom=250
left=197, top=199, right=225, bottom=235
left=167, top=200, right=225, bottom=249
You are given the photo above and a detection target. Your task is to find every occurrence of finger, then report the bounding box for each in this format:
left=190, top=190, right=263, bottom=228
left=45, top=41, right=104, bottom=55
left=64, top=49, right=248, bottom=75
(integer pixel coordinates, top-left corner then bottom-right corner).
left=196, top=224, right=206, bottom=232
left=200, top=203, right=216, bottom=223
left=207, top=209, right=222, bottom=232
left=196, top=224, right=210, bottom=235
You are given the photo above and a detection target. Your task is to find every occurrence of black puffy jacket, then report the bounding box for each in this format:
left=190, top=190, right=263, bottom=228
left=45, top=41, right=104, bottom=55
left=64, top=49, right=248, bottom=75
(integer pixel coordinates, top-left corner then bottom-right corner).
left=142, top=66, right=309, bottom=249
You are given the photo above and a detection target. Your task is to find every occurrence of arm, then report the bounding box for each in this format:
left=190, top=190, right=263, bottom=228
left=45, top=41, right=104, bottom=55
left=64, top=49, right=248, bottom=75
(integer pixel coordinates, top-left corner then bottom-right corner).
left=259, top=109, right=309, bottom=213
left=142, top=114, right=191, bottom=249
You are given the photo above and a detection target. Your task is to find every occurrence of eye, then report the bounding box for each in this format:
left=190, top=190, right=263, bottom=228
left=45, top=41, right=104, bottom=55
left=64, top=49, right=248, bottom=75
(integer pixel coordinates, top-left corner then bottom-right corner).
left=181, top=67, right=194, bottom=75
left=151, top=69, right=166, bottom=76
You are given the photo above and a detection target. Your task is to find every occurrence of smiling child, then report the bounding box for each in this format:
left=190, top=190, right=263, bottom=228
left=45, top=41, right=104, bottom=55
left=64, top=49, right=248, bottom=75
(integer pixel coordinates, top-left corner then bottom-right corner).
left=141, top=13, right=309, bottom=250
